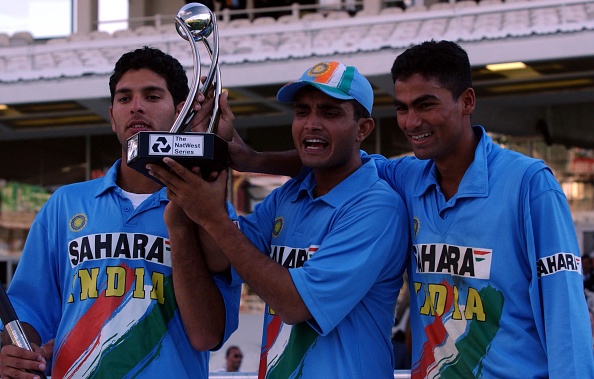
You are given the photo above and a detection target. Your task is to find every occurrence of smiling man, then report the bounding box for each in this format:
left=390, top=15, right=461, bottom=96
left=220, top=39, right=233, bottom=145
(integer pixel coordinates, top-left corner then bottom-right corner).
left=370, top=40, right=594, bottom=378
left=189, top=41, right=594, bottom=379
left=148, top=61, right=410, bottom=379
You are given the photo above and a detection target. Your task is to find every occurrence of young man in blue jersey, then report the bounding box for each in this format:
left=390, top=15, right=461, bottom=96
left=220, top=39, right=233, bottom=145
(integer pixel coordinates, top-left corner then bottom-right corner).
left=373, top=40, right=594, bottom=378
left=148, top=61, right=410, bottom=378
left=0, top=47, right=241, bottom=378
left=187, top=41, right=594, bottom=377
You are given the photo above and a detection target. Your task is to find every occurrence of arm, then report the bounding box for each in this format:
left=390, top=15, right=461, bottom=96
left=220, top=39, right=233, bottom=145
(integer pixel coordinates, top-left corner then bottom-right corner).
left=196, top=222, right=231, bottom=274
left=164, top=202, right=227, bottom=350
left=528, top=169, right=594, bottom=377
left=150, top=159, right=311, bottom=324
left=0, top=324, right=48, bottom=378
left=190, top=89, right=302, bottom=176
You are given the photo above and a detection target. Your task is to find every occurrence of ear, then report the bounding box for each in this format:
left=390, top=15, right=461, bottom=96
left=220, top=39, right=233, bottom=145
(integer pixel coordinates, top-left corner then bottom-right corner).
left=109, top=106, right=116, bottom=132
left=175, top=101, right=185, bottom=117
left=356, top=117, right=375, bottom=142
left=460, top=87, right=476, bottom=115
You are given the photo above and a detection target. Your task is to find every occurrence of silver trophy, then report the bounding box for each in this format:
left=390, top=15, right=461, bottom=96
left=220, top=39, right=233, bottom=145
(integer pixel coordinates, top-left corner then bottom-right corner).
left=126, top=3, right=228, bottom=181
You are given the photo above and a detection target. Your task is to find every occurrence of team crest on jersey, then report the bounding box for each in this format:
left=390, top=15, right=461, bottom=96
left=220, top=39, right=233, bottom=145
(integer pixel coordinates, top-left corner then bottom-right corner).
left=413, top=217, right=420, bottom=238
left=69, top=213, right=87, bottom=232
left=272, top=217, right=284, bottom=238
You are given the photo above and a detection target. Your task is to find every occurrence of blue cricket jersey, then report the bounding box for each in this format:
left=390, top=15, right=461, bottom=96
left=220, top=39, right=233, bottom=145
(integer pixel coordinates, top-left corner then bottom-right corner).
left=372, top=126, right=594, bottom=378
left=239, top=158, right=409, bottom=379
left=7, top=160, right=242, bottom=378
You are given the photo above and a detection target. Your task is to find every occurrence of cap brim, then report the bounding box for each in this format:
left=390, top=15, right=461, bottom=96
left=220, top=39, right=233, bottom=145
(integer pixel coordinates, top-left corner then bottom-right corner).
left=277, top=81, right=354, bottom=103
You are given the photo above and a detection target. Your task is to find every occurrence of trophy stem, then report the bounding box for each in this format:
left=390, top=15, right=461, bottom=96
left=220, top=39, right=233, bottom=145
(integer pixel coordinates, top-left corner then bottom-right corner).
left=201, top=33, right=222, bottom=134
left=170, top=16, right=202, bottom=134
left=170, top=12, right=221, bottom=134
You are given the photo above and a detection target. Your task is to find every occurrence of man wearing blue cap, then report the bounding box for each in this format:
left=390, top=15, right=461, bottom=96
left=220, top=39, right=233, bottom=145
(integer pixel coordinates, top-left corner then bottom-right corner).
left=147, top=61, right=409, bottom=378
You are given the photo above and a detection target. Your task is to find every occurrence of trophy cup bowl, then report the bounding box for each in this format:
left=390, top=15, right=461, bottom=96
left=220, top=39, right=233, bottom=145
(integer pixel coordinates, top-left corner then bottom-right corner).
left=176, top=3, right=213, bottom=41
left=126, top=2, right=228, bottom=183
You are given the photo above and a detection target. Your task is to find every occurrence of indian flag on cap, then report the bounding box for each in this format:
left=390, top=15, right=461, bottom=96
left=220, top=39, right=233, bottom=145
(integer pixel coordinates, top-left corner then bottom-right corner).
left=306, top=62, right=353, bottom=89
left=277, top=61, right=374, bottom=115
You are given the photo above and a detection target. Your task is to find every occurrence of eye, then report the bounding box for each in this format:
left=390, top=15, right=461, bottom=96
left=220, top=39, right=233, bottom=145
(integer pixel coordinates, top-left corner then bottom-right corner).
left=324, top=110, right=341, bottom=118
left=294, top=108, right=308, bottom=117
left=116, top=96, right=130, bottom=103
left=417, top=101, right=437, bottom=110
left=395, top=105, right=407, bottom=113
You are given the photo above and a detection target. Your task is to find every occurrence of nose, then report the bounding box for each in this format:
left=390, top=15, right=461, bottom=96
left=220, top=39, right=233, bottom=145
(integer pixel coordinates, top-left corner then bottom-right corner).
left=399, top=109, right=421, bottom=130
left=304, top=113, right=323, bottom=130
left=129, top=96, right=145, bottom=114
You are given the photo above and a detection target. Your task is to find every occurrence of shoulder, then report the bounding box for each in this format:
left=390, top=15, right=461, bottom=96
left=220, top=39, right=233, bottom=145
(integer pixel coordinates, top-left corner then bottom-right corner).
left=39, top=178, right=106, bottom=215
left=492, top=147, right=549, bottom=177
left=51, top=177, right=104, bottom=198
left=492, top=148, right=560, bottom=199
left=368, top=176, right=407, bottom=209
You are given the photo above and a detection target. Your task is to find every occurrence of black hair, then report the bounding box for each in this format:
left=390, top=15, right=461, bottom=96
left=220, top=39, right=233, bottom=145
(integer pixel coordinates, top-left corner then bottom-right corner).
left=109, top=46, right=189, bottom=106
left=390, top=40, right=472, bottom=100
left=225, top=345, right=241, bottom=357
left=351, top=99, right=370, bottom=121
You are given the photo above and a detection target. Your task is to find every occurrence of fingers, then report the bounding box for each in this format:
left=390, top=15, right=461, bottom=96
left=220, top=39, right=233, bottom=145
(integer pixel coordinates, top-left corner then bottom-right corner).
left=40, top=340, right=54, bottom=360
left=146, top=159, right=205, bottom=199
left=212, top=91, right=235, bottom=142
left=0, top=344, right=46, bottom=378
left=146, top=165, right=175, bottom=191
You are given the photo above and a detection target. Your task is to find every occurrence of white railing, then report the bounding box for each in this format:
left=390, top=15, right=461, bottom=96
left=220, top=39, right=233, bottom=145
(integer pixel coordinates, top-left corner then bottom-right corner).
left=1, top=0, right=593, bottom=84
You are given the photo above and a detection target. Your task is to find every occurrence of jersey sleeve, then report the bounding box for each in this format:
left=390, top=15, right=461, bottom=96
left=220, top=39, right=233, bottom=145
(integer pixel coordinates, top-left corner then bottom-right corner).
left=210, top=272, right=242, bottom=350
left=525, top=167, right=594, bottom=377
left=7, top=202, right=61, bottom=345
left=206, top=200, right=243, bottom=350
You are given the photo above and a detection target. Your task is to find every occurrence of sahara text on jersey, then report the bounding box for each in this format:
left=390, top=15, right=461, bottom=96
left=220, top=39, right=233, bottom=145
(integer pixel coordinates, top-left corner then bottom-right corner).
left=414, top=243, right=492, bottom=279
left=69, top=233, right=172, bottom=267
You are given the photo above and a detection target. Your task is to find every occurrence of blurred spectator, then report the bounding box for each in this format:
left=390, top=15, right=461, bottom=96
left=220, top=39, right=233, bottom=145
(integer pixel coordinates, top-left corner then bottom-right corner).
left=215, top=345, right=243, bottom=372
left=585, top=255, right=594, bottom=291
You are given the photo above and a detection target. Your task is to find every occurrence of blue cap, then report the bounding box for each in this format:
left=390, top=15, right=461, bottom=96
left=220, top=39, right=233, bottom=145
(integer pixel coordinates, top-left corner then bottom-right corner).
left=276, top=61, right=373, bottom=115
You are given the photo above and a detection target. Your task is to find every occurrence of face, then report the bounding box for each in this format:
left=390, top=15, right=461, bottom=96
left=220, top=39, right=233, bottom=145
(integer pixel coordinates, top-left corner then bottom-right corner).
left=393, top=73, right=475, bottom=164
left=109, top=68, right=181, bottom=149
left=226, top=347, right=242, bottom=371
left=292, top=87, right=372, bottom=175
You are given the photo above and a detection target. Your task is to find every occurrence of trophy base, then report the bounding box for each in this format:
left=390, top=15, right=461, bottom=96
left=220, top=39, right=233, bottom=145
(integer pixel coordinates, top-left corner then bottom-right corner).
left=126, top=131, right=228, bottom=183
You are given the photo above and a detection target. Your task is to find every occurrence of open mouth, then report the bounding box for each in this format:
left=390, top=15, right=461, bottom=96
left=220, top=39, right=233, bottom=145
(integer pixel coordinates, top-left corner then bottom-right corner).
left=304, top=138, right=328, bottom=150
left=411, top=132, right=433, bottom=141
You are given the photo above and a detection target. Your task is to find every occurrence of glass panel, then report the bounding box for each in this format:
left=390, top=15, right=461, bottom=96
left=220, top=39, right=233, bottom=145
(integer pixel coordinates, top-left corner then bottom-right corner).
left=0, top=0, right=72, bottom=39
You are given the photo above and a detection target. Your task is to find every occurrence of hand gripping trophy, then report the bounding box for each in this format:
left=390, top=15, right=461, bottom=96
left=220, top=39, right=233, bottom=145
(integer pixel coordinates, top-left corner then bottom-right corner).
left=126, top=2, right=228, bottom=181
left=0, top=285, right=47, bottom=378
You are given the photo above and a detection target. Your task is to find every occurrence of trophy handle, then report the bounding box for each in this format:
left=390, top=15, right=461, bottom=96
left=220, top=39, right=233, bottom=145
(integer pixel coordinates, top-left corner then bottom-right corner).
left=201, top=35, right=222, bottom=134
left=170, top=10, right=221, bottom=134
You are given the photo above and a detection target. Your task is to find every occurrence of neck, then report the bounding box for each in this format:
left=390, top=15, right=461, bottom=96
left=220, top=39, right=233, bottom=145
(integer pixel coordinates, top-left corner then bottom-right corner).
left=435, top=127, right=480, bottom=200
left=117, top=155, right=163, bottom=194
left=312, top=158, right=362, bottom=197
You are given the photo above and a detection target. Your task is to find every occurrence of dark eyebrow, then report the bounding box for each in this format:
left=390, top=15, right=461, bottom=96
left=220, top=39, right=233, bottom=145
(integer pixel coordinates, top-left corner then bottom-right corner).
left=114, top=85, right=167, bottom=95
left=394, top=94, right=439, bottom=107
